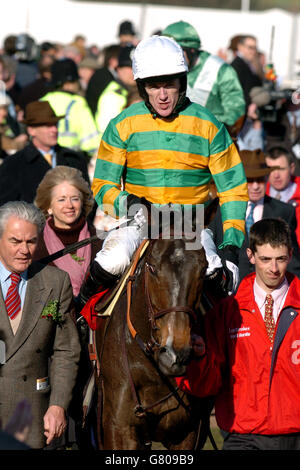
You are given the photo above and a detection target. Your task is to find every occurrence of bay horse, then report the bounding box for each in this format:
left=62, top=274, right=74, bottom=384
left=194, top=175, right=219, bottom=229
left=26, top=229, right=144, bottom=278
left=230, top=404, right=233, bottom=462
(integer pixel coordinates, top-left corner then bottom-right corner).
left=93, top=206, right=219, bottom=450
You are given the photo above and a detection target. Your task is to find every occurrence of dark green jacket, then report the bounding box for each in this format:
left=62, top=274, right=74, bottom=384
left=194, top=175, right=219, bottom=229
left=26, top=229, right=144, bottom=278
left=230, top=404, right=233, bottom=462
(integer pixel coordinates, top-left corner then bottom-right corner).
left=187, top=51, right=245, bottom=126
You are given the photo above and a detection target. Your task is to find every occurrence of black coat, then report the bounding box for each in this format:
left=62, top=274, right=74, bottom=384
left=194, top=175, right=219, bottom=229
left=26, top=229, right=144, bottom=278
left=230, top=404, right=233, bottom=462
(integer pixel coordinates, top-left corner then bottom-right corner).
left=209, top=195, right=300, bottom=281
left=85, top=66, right=114, bottom=116
left=231, top=55, right=262, bottom=107
left=18, top=78, right=53, bottom=111
left=0, top=142, right=90, bottom=206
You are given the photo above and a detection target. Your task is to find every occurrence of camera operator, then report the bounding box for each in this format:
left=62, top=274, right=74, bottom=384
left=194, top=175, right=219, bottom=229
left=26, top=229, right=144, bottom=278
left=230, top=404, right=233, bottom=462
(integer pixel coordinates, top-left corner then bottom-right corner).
left=247, top=85, right=296, bottom=155
left=237, top=98, right=264, bottom=151
left=280, top=91, right=300, bottom=162
left=237, top=86, right=272, bottom=151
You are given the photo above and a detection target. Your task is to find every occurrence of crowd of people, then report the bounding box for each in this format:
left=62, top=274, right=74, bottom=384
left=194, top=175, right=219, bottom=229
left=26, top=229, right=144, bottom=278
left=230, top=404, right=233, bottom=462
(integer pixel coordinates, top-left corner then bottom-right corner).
left=0, top=17, right=300, bottom=451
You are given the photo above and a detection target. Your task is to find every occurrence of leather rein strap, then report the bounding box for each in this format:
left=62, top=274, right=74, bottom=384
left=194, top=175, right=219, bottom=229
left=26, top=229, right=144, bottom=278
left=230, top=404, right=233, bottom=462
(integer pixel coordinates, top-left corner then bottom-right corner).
left=126, top=239, right=151, bottom=352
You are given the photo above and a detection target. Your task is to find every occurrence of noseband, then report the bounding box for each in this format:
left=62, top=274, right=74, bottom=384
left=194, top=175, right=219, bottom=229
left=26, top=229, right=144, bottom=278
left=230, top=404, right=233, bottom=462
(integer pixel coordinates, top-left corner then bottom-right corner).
left=126, top=240, right=197, bottom=356
left=144, top=261, right=197, bottom=326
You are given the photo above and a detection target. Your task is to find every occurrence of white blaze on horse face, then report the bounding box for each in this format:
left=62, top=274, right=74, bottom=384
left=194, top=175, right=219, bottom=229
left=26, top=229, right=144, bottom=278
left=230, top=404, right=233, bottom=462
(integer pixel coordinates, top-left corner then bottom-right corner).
left=160, top=308, right=178, bottom=352
left=167, top=247, right=186, bottom=351
left=170, top=248, right=185, bottom=264
left=165, top=277, right=181, bottom=355
left=158, top=245, right=192, bottom=353
left=165, top=314, right=177, bottom=363
left=169, top=247, right=183, bottom=305
left=170, top=247, right=183, bottom=306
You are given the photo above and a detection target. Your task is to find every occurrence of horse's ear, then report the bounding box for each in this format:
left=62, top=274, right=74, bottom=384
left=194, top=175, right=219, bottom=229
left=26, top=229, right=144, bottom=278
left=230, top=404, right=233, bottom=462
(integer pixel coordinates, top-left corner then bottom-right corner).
left=204, top=197, right=219, bottom=227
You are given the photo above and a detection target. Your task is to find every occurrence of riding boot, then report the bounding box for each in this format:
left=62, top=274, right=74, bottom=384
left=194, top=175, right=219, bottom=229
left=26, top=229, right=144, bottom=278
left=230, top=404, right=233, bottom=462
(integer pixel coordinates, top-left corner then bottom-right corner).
left=80, top=261, right=119, bottom=306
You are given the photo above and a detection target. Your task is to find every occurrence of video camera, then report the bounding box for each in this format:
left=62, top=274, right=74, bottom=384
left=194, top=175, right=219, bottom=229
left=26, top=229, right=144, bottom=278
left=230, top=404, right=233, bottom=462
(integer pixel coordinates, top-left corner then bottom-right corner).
left=255, top=82, right=294, bottom=123
left=15, top=34, right=38, bottom=62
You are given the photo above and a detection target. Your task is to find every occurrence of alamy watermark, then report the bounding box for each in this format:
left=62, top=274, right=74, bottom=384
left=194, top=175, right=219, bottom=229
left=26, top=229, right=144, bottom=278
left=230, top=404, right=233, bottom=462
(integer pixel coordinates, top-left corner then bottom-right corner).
left=96, top=202, right=205, bottom=250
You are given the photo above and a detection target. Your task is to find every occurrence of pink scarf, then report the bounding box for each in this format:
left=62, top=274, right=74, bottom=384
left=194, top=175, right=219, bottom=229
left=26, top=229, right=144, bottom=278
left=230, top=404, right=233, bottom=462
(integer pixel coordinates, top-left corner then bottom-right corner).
left=43, top=218, right=92, bottom=296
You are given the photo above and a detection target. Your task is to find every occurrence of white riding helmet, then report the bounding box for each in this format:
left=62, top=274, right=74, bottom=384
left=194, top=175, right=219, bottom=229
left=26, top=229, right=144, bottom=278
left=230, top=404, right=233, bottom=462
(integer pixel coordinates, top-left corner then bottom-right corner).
left=132, top=35, right=188, bottom=81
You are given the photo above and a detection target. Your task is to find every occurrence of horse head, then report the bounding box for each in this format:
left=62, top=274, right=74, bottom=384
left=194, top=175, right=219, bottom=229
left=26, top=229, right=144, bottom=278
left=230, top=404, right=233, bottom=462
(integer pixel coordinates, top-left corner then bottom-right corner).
left=142, top=236, right=208, bottom=377
left=95, top=199, right=219, bottom=450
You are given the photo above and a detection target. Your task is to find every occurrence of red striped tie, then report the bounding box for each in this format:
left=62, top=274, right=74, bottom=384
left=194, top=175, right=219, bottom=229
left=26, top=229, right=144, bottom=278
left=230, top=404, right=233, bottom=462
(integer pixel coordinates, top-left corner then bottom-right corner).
left=5, top=273, right=21, bottom=320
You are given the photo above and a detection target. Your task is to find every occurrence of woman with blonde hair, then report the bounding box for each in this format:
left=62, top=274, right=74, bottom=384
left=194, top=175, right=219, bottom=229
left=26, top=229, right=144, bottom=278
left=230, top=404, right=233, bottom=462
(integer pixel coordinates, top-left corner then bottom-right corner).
left=35, top=165, right=101, bottom=449
left=35, top=165, right=100, bottom=301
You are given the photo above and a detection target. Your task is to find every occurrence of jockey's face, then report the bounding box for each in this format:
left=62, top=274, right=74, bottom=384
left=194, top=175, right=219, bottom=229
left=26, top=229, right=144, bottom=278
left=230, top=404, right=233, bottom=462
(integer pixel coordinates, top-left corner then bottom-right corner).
left=145, top=78, right=180, bottom=117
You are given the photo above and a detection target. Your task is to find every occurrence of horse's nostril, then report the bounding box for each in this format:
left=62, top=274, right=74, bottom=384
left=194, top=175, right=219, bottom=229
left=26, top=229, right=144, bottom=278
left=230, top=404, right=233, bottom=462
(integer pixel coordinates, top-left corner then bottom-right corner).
left=175, top=347, right=192, bottom=365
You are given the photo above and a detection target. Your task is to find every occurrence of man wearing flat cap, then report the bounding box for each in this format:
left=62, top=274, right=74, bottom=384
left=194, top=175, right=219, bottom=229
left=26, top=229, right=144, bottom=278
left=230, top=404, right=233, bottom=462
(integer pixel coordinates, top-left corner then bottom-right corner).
left=209, top=148, right=300, bottom=281
left=0, top=101, right=90, bottom=206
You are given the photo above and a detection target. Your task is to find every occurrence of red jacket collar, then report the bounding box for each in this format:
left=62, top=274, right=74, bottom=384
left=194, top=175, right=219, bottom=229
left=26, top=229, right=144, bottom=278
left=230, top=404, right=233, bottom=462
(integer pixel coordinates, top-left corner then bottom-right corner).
left=236, top=272, right=300, bottom=311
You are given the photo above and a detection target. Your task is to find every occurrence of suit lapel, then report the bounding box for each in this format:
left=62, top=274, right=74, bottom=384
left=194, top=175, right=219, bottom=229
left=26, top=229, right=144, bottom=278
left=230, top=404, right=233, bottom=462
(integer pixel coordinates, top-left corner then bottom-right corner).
left=7, top=265, right=52, bottom=361
left=262, top=195, right=273, bottom=218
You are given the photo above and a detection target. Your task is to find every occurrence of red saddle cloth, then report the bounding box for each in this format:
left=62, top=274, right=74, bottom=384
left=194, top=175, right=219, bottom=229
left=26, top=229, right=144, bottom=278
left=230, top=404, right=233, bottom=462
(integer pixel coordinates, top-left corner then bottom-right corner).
left=80, top=288, right=109, bottom=330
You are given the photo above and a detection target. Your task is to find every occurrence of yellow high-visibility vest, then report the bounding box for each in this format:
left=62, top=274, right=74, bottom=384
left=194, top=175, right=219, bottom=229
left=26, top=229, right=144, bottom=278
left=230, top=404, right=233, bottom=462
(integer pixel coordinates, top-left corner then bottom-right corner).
left=41, top=91, right=100, bottom=157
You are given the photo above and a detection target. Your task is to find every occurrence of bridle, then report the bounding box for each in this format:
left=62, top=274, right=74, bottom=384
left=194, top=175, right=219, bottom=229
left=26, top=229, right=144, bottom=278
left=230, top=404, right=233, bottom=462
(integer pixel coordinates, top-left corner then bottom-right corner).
left=121, top=239, right=207, bottom=449
left=96, top=238, right=215, bottom=450
left=126, top=239, right=197, bottom=356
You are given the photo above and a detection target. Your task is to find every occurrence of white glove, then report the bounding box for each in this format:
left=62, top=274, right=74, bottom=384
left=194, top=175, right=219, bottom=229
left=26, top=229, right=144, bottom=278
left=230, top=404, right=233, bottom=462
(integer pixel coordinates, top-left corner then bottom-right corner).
left=200, top=228, right=223, bottom=276
left=93, top=207, right=129, bottom=234
left=132, top=207, right=147, bottom=230
left=95, top=226, right=143, bottom=276
left=201, top=229, right=240, bottom=295
left=224, top=260, right=239, bottom=295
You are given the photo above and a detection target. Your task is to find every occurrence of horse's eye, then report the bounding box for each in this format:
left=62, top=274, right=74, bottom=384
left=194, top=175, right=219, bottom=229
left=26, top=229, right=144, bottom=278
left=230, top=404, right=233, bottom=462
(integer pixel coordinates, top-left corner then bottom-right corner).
left=147, top=263, right=156, bottom=275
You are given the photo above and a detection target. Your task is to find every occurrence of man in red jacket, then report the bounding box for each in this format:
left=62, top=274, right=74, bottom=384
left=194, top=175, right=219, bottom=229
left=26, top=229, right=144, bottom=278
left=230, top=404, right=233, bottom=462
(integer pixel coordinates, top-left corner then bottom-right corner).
left=176, top=217, right=300, bottom=450
left=265, top=146, right=300, bottom=246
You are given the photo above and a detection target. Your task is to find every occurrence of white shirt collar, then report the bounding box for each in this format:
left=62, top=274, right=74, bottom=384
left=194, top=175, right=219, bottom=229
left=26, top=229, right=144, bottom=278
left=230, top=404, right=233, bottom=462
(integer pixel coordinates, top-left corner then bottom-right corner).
left=254, top=276, right=289, bottom=322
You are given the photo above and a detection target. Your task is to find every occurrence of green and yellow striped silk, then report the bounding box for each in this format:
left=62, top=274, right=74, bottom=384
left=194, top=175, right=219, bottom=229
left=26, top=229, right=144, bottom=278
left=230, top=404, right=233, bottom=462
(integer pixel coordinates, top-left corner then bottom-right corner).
left=92, top=100, right=248, bottom=249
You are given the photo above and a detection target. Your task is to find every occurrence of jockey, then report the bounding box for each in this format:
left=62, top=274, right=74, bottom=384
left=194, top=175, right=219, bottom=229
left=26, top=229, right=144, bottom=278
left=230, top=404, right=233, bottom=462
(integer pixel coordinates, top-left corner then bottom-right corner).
left=81, top=35, right=248, bottom=305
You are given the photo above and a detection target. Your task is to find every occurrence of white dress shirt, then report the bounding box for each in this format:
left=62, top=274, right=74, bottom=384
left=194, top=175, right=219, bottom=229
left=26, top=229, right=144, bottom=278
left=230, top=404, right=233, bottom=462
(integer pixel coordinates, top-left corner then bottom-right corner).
left=246, top=198, right=264, bottom=224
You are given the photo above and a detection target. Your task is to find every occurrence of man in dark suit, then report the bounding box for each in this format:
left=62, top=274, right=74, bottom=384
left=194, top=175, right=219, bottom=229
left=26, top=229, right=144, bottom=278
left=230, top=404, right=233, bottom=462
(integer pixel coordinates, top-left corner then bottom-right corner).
left=0, top=201, right=81, bottom=449
left=209, top=149, right=300, bottom=281
left=0, top=101, right=90, bottom=206
left=231, top=35, right=262, bottom=107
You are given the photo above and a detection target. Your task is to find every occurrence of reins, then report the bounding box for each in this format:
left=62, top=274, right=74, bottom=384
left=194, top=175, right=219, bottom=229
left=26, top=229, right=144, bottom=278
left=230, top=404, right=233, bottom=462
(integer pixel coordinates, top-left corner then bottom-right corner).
left=123, top=239, right=207, bottom=450
left=95, top=238, right=216, bottom=450
left=126, top=240, right=156, bottom=355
